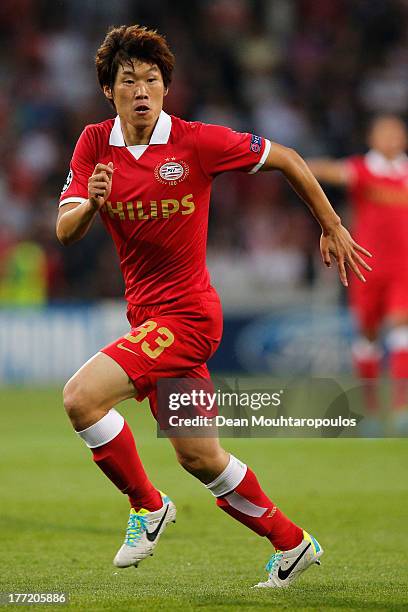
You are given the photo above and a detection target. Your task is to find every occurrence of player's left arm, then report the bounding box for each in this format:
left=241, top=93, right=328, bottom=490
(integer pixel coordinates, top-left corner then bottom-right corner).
left=261, top=142, right=372, bottom=286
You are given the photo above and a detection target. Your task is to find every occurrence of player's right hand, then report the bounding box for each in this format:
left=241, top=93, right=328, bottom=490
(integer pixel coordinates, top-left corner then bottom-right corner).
left=88, top=162, right=114, bottom=209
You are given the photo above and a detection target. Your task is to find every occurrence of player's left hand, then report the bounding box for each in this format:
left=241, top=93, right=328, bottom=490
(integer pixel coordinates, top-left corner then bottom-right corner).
left=320, top=224, right=372, bottom=287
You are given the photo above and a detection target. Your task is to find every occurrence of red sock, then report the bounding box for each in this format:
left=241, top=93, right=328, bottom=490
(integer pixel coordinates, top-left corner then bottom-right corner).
left=353, top=356, right=380, bottom=379
left=352, top=339, right=381, bottom=413
left=91, top=421, right=162, bottom=511
left=216, top=467, right=303, bottom=550
left=389, top=349, right=408, bottom=410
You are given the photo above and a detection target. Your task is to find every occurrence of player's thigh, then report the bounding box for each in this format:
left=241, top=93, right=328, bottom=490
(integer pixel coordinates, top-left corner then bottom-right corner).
left=150, top=362, right=226, bottom=468
left=64, top=351, right=137, bottom=415
left=349, top=276, right=385, bottom=335
left=386, top=274, right=408, bottom=327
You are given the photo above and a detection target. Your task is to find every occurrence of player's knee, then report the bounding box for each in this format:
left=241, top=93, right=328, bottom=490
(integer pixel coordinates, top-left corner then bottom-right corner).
left=176, top=450, right=204, bottom=474
left=63, top=377, right=96, bottom=423
left=175, top=449, right=221, bottom=475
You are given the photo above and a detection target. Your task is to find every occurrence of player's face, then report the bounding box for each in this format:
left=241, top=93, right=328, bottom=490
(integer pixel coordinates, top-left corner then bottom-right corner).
left=106, top=60, right=166, bottom=130
left=368, top=117, right=408, bottom=159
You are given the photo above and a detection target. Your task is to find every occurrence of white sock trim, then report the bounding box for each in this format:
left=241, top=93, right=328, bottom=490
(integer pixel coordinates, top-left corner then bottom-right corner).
left=223, top=491, right=268, bottom=517
left=205, top=454, right=247, bottom=497
left=77, top=408, right=125, bottom=448
left=386, top=326, right=408, bottom=351
left=351, top=337, right=382, bottom=360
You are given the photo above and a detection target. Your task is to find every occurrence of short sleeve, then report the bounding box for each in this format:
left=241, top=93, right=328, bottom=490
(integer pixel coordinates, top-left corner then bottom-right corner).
left=195, top=123, right=271, bottom=177
left=59, top=126, right=96, bottom=207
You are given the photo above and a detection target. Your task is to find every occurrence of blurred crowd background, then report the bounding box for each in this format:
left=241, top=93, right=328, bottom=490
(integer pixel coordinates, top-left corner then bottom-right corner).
left=0, top=0, right=406, bottom=306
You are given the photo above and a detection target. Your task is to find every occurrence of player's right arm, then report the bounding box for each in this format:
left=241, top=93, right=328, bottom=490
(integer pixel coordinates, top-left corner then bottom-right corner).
left=306, top=158, right=350, bottom=186
left=56, top=163, right=113, bottom=245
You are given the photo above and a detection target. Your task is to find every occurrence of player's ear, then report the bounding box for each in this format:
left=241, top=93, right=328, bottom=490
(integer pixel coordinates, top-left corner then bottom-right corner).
left=164, top=87, right=169, bottom=96
left=103, top=85, right=114, bottom=101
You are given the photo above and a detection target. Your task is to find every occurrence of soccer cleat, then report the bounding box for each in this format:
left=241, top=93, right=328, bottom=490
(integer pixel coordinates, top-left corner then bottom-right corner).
left=113, top=492, right=176, bottom=568
left=254, top=530, right=323, bottom=588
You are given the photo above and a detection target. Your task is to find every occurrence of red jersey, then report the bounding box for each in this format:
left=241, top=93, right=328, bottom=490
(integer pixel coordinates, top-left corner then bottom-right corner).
left=346, top=151, right=408, bottom=275
left=60, top=111, right=270, bottom=304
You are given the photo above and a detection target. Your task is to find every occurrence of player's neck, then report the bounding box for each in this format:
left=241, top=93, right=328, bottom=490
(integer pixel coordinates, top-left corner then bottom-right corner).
left=374, top=149, right=405, bottom=162
left=120, top=118, right=156, bottom=146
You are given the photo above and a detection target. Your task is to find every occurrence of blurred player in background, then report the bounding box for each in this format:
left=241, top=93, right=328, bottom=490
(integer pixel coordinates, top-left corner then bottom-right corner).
left=56, top=25, right=370, bottom=588
left=308, top=116, right=408, bottom=426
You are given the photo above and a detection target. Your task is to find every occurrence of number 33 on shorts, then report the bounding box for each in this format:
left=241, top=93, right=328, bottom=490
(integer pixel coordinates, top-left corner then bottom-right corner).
left=117, top=320, right=175, bottom=359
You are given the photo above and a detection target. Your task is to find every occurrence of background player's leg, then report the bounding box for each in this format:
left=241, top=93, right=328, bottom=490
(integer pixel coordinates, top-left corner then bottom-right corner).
left=386, top=314, right=408, bottom=412
left=352, top=328, right=382, bottom=414
left=352, top=328, right=382, bottom=380
left=63, top=352, right=162, bottom=511
left=169, top=435, right=303, bottom=551
left=350, top=280, right=384, bottom=414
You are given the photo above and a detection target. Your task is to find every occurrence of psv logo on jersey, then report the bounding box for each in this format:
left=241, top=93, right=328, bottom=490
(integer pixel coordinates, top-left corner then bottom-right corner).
left=154, top=157, right=189, bottom=185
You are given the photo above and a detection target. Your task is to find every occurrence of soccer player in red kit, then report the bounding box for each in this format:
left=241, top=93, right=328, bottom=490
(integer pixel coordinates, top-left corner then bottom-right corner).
left=309, top=116, right=408, bottom=424
left=56, top=25, right=371, bottom=588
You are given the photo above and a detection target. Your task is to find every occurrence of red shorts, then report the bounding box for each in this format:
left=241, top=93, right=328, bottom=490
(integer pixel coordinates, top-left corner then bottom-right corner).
left=101, top=287, right=223, bottom=418
left=349, top=271, right=408, bottom=331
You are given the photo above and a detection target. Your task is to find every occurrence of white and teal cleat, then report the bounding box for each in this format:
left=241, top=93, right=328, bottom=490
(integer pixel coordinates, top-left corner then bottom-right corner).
left=254, top=530, right=323, bottom=588
left=113, top=492, right=176, bottom=568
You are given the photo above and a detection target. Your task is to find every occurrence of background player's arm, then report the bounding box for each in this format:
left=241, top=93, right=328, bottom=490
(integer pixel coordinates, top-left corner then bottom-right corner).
left=306, top=158, right=350, bottom=186
left=261, top=143, right=370, bottom=286
left=56, top=162, right=113, bottom=245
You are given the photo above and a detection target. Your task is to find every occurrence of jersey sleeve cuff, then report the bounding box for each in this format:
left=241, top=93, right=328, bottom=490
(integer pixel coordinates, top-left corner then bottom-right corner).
left=59, top=196, right=88, bottom=208
left=249, top=139, right=271, bottom=174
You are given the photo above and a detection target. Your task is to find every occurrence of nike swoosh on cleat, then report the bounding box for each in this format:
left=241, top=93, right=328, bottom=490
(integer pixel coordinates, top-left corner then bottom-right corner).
left=146, top=505, right=169, bottom=542
left=277, top=543, right=311, bottom=580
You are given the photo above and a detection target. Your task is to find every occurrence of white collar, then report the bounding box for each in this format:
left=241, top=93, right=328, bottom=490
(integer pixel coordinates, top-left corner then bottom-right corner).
left=109, top=110, right=172, bottom=147
left=365, top=149, right=408, bottom=177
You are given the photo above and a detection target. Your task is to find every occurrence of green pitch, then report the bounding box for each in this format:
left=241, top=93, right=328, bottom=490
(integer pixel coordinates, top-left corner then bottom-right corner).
left=1, top=387, right=407, bottom=612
